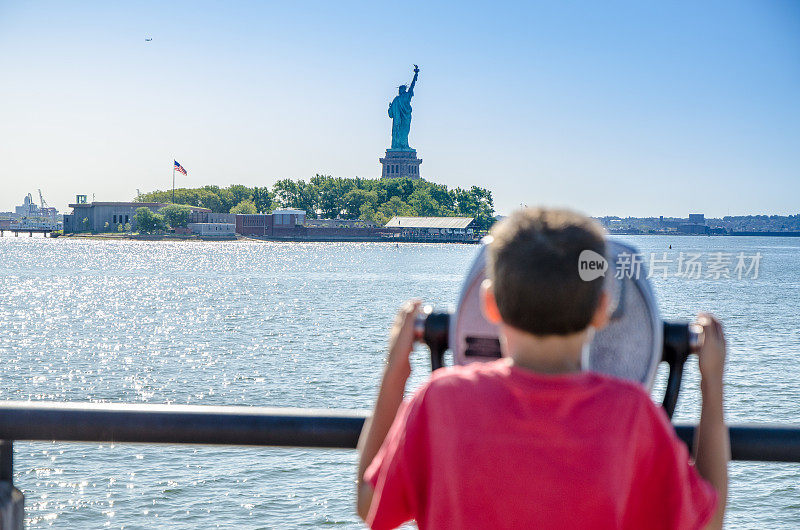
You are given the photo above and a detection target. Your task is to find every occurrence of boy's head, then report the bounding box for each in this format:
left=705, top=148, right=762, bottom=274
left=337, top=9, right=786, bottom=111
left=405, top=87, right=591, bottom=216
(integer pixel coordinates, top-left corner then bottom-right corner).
left=485, top=207, right=607, bottom=336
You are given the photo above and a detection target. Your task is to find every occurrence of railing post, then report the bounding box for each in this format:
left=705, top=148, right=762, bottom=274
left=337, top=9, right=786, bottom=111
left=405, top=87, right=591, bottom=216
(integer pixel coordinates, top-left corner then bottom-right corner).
left=0, top=441, right=11, bottom=482
left=0, top=441, right=23, bottom=530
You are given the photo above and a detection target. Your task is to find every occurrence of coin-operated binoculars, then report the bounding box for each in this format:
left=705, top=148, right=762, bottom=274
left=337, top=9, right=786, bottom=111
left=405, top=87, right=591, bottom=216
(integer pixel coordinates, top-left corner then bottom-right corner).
left=415, top=240, right=703, bottom=419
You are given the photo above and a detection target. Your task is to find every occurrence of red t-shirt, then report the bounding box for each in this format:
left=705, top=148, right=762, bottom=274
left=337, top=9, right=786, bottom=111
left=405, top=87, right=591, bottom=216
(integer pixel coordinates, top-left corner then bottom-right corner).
left=364, top=359, right=717, bottom=529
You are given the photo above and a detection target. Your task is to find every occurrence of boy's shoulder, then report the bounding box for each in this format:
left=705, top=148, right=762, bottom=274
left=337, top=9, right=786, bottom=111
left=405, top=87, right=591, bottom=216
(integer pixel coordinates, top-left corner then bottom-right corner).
left=423, top=359, right=509, bottom=393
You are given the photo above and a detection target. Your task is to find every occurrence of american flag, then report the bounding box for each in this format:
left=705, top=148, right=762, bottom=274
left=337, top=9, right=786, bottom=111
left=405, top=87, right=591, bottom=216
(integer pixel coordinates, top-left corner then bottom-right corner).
left=174, top=160, right=187, bottom=175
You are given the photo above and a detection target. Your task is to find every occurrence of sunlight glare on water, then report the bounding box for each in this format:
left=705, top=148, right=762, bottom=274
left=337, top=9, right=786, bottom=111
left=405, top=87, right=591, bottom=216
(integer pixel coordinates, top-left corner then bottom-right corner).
left=0, top=236, right=798, bottom=528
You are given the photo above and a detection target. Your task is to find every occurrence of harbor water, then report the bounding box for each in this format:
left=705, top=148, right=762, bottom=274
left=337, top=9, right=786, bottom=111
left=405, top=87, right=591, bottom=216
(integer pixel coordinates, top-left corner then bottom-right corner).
left=0, top=236, right=799, bottom=528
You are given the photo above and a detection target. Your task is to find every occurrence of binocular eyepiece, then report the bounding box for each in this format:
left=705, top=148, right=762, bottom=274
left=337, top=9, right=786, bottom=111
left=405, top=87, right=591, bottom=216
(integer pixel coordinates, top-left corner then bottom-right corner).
left=413, top=305, right=438, bottom=343
left=414, top=306, right=450, bottom=371
left=416, top=306, right=704, bottom=361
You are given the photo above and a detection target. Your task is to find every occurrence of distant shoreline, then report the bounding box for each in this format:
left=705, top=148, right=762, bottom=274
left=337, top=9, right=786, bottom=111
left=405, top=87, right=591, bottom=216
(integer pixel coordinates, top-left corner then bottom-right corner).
left=54, top=233, right=238, bottom=242
left=10, top=231, right=800, bottom=243
left=609, top=231, right=800, bottom=237
left=49, top=233, right=480, bottom=244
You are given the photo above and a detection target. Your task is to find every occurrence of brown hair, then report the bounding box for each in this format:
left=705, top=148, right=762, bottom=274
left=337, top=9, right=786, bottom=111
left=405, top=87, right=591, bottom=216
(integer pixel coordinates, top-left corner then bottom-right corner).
left=487, top=207, right=606, bottom=336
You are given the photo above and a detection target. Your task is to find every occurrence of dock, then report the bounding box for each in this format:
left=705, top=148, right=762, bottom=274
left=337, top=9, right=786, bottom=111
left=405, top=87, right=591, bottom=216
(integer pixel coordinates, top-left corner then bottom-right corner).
left=0, top=228, right=56, bottom=237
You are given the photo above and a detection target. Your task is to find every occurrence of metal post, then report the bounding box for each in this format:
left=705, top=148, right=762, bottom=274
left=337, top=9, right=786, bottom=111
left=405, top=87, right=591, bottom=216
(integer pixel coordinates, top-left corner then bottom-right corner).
left=0, top=441, right=11, bottom=482
left=0, top=440, right=22, bottom=529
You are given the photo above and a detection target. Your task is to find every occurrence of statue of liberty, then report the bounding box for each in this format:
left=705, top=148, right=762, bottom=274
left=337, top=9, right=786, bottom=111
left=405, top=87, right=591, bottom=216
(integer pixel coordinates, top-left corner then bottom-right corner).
left=388, top=65, right=419, bottom=150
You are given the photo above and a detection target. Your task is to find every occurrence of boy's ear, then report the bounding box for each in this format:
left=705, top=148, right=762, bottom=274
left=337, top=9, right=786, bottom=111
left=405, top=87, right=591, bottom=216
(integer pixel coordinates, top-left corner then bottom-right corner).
left=589, top=290, right=611, bottom=330
left=480, top=279, right=503, bottom=324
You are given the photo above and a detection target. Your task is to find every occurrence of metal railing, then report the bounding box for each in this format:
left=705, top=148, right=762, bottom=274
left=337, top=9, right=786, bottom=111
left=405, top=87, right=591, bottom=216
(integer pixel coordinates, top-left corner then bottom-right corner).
left=0, top=401, right=799, bottom=462
left=0, top=400, right=798, bottom=526
left=0, top=401, right=365, bottom=450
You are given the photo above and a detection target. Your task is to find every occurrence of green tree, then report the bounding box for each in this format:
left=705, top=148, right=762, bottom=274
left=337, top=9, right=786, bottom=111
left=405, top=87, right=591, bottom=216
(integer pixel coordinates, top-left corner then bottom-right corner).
left=380, top=178, right=415, bottom=202
left=315, top=177, right=345, bottom=218
left=230, top=199, right=257, bottom=215
left=467, top=186, right=495, bottom=231
left=252, top=186, right=275, bottom=213
left=379, top=196, right=413, bottom=218
left=133, top=207, right=153, bottom=233
left=274, top=179, right=319, bottom=217
left=159, top=204, right=192, bottom=228
left=360, top=204, right=388, bottom=226
left=201, top=186, right=236, bottom=213
left=272, top=179, right=299, bottom=207
left=426, top=182, right=455, bottom=214
left=452, top=187, right=478, bottom=217
left=137, top=176, right=496, bottom=225
left=228, top=184, right=253, bottom=206
left=408, top=188, right=440, bottom=216
left=117, top=223, right=124, bottom=233
left=342, top=189, right=370, bottom=219
left=134, top=207, right=167, bottom=234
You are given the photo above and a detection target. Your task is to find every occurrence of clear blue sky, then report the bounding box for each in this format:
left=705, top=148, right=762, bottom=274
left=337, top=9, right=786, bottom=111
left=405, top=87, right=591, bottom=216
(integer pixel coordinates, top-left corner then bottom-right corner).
left=1, top=0, right=798, bottom=217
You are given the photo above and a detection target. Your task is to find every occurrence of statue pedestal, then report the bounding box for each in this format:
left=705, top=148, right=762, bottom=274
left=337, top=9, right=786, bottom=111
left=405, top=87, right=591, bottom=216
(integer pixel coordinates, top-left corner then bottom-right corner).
left=380, top=149, right=422, bottom=179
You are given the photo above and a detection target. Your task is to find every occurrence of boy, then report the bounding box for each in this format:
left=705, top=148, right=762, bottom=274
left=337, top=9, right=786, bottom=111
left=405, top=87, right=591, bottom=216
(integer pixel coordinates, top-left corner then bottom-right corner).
left=356, top=207, right=729, bottom=529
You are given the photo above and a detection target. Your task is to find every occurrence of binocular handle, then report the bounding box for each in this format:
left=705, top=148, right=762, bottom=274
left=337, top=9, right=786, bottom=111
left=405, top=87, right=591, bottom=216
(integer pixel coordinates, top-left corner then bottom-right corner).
left=414, top=308, right=449, bottom=371
left=661, top=321, right=704, bottom=418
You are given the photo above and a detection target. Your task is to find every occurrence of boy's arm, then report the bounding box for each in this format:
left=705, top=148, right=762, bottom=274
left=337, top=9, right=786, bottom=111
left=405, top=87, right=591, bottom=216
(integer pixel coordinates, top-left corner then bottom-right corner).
left=693, top=314, right=730, bottom=530
left=356, top=300, right=420, bottom=522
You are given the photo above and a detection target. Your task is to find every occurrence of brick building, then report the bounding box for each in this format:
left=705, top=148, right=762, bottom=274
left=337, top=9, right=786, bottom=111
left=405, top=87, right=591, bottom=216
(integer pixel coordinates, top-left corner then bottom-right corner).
left=235, top=210, right=306, bottom=237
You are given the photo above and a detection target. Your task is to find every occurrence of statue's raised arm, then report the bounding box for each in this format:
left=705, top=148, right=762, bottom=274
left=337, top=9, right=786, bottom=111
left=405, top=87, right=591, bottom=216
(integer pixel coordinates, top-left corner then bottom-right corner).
left=409, top=64, right=419, bottom=95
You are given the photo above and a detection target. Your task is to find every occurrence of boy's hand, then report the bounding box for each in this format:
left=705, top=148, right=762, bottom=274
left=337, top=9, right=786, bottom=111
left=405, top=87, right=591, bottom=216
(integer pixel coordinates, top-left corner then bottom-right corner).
left=693, top=313, right=729, bottom=530
left=357, top=299, right=422, bottom=521
left=696, top=313, right=726, bottom=385
left=386, top=300, right=422, bottom=379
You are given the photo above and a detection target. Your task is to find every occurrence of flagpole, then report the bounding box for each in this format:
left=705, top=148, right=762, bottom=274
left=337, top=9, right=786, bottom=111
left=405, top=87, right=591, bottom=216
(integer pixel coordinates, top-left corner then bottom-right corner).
left=172, top=161, right=176, bottom=204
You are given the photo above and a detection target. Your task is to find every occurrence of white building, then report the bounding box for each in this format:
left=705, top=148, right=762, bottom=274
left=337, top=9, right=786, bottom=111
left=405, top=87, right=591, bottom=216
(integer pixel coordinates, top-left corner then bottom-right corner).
left=272, top=209, right=306, bottom=226
left=383, top=216, right=476, bottom=240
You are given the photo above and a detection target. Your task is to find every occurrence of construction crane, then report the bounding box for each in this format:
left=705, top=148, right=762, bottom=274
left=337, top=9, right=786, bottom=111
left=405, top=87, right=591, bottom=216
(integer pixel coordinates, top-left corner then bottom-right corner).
left=38, top=189, right=48, bottom=210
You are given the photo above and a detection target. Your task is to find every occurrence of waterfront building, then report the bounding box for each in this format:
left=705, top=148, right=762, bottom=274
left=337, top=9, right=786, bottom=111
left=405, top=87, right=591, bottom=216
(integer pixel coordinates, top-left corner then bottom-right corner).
left=233, top=210, right=383, bottom=240
left=188, top=212, right=236, bottom=224
left=63, top=198, right=210, bottom=233
left=187, top=223, right=236, bottom=237
left=305, top=218, right=377, bottom=228
left=273, top=209, right=306, bottom=226
left=383, top=216, right=476, bottom=240
left=235, top=214, right=271, bottom=236
left=234, top=210, right=306, bottom=237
